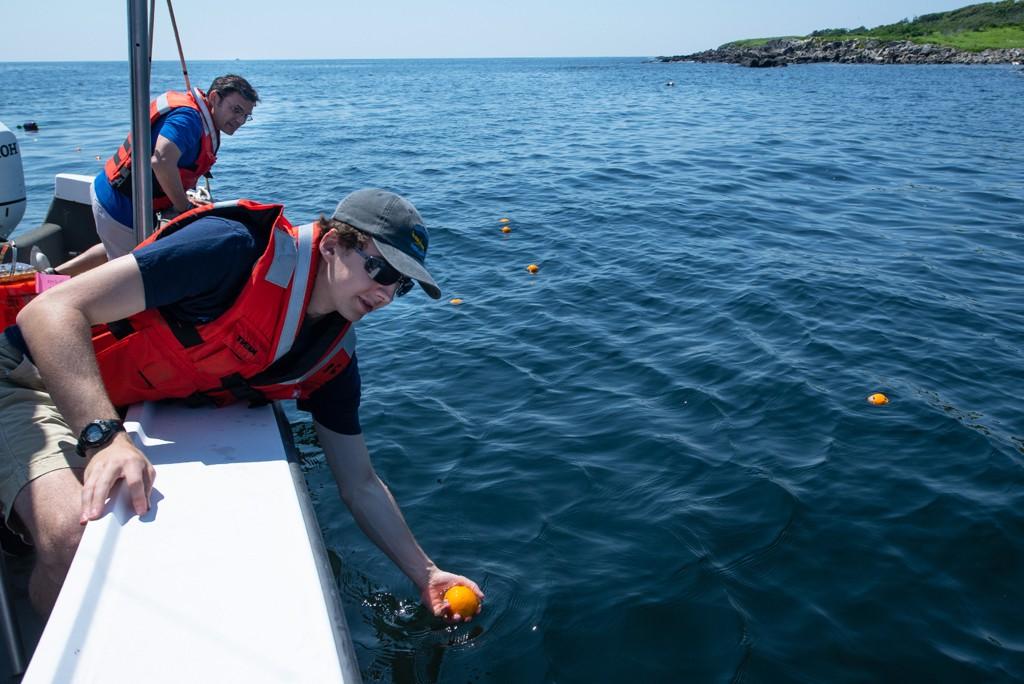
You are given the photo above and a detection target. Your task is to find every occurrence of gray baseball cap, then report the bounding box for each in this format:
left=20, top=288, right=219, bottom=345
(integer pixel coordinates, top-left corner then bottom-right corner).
left=332, top=188, right=441, bottom=299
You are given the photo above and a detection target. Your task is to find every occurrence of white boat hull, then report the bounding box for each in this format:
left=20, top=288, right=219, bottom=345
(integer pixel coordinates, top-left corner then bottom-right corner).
left=23, top=402, right=360, bottom=683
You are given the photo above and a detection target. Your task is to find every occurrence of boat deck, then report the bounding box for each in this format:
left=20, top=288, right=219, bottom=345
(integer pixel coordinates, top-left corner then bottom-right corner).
left=22, top=401, right=361, bottom=683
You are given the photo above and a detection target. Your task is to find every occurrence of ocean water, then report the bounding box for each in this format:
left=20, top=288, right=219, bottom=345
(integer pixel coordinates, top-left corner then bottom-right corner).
left=2, top=57, right=1023, bottom=682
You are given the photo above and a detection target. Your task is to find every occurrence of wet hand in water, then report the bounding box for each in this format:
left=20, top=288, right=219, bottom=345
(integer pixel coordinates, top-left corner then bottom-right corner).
left=422, top=569, right=484, bottom=622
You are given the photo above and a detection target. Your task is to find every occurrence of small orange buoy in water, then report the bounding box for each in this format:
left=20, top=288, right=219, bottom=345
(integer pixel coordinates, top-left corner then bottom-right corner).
left=526, top=264, right=539, bottom=273
left=444, top=585, right=480, bottom=617
left=867, top=393, right=889, bottom=405
left=498, top=217, right=510, bottom=224
left=449, top=298, right=463, bottom=305
left=501, top=226, right=512, bottom=234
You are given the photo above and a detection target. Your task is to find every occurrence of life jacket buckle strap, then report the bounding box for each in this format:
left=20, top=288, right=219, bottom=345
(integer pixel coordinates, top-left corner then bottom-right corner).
left=106, top=318, right=135, bottom=340
left=160, top=310, right=203, bottom=348
left=220, top=373, right=269, bottom=408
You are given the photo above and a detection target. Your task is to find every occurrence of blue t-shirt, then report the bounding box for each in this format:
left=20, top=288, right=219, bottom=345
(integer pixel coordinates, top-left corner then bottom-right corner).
left=93, top=107, right=205, bottom=227
left=6, top=217, right=362, bottom=434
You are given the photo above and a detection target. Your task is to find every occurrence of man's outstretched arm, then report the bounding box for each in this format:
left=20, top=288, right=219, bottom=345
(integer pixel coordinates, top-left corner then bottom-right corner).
left=316, top=422, right=483, bottom=620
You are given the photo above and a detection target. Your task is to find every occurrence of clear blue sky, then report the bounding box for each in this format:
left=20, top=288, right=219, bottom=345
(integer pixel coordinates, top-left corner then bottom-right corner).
left=2, top=0, right=971, bottom=61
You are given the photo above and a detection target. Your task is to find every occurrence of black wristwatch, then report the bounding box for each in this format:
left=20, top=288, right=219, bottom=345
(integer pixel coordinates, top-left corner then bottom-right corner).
left=76, top=419, right=125, bottom=457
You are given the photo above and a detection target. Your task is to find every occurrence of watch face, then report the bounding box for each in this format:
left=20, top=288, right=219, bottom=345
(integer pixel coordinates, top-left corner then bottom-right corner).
left=84, top=423, right=106, bottom=444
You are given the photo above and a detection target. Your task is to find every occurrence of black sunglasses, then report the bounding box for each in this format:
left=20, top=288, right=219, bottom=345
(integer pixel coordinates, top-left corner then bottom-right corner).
left=353, top=247, right=414, bottom=297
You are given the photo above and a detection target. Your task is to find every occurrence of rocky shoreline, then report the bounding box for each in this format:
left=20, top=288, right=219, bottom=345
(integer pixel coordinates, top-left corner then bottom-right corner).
left=660, top=38, right=1024, bottom=67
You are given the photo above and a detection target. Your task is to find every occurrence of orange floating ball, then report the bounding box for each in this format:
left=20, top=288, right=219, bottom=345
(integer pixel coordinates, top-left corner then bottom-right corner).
left=444, top=585, right=480, bottom=617
left=501, top=226, right=512, bottom=234
left=498, top=217, right=511, bottom=224
left=449, top=298, right=464, bottom=305
left=867, top=393, right=889, bottom=405
left=526, top=264, right=539, bottom=273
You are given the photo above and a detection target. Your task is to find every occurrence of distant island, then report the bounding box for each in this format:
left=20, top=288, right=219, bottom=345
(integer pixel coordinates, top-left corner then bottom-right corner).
left=660, top=0, right=1024, bottom=66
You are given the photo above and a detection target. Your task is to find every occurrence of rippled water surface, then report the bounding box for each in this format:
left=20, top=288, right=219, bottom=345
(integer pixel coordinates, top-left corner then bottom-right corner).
left=3, top=58, right=1023, bottom=682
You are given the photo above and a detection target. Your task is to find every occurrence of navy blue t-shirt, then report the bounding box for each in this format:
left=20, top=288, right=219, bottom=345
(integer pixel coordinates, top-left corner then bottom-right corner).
left=6, top=217, right=362, bottom=434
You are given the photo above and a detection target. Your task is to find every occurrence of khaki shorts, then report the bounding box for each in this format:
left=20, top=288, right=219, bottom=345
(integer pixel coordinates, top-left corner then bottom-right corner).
left=0, top=334, right=85, bottom=537
left=91, top=181, right=137, bottom=259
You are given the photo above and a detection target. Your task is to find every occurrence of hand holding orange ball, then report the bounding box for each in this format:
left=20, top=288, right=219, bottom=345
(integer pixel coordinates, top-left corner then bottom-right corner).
left=422, top=569, right=484, bottom=622
left=444, top=585, right=481, bottom=619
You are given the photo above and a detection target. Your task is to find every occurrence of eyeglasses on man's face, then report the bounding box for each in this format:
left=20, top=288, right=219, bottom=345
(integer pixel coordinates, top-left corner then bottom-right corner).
left=230, top=104, right=253, bottom=122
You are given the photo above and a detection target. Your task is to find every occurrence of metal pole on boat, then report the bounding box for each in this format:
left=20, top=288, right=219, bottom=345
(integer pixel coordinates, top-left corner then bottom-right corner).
left=128, top=0, right=154, bottom=243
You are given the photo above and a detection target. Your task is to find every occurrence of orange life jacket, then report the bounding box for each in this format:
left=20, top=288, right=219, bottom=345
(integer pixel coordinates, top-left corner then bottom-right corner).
left=103, top=88, right=220, bottom=211
left=91, top=200, right=355, bottom=408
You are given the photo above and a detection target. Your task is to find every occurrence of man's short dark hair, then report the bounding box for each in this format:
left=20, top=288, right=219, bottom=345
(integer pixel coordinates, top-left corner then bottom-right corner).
left=208, top=74, right=260, bottom=104
left=318, top=217, right=370, bottom=250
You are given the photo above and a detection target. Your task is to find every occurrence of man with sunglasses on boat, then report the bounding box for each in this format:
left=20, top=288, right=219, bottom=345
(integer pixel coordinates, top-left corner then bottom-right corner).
left=54, top=74, right=260, bottom=275
left=2, top=188, right=484, bottom=621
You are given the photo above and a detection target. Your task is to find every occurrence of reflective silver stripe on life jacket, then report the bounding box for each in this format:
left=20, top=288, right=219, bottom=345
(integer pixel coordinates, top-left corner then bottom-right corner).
left=277, top=326, right=357, bottom=387
left=154, top=92, right=172, bottom=115
left=191, top=88, right=220, bottom=155
left=265, top=222, right=296, bottom=288
left=271, top=223, right=315, bottom=363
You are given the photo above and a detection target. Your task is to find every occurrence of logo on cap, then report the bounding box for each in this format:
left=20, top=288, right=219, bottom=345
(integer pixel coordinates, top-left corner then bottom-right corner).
left=410, top=224, right=428, bottom=259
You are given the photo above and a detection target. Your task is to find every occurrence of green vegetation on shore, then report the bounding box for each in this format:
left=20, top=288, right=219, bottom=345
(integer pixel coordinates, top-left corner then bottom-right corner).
left=910, top=25, right=1024, bottom=49
left=724, top=37, right=801, bottom=48
left=723, top=0, right=1024, bottom=52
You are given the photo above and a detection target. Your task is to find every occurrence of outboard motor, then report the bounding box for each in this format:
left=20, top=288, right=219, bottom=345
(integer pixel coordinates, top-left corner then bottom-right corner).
left=0, top=121, right=27, bottom=240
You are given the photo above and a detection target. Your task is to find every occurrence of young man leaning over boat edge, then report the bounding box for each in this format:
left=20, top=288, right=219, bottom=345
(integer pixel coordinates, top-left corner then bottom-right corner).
left=0, top=188, right=484, bottom=621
